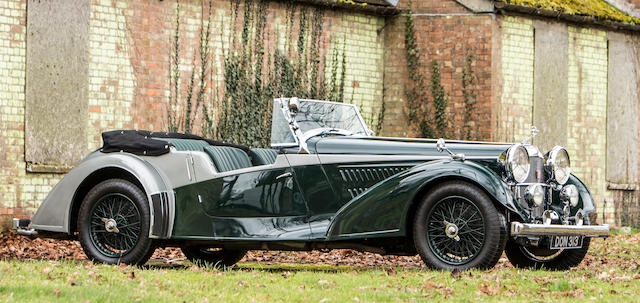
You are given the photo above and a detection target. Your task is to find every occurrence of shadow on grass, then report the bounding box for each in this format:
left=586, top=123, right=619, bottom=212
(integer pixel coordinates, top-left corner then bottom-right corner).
left=143, top=260, right=426, bottom=274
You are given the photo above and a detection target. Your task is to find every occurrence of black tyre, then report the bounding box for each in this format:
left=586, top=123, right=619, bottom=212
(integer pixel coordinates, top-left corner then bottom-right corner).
left=77, top=179, right=153, bottom=265
left=181, top=246, right=247, bottom=268
left=413, top=181, right=507, bottom=270
left=505, top=218, right=591, bottom=270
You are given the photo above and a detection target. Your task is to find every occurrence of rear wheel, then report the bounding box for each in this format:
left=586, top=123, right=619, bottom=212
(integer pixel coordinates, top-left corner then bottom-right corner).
left=181, top=246, right=247, bottom=268
left=413, top=181, right=507, bottom=270
left=505, top=218, right=591, bottom=270
left=77, top=179, right=153, bottom=265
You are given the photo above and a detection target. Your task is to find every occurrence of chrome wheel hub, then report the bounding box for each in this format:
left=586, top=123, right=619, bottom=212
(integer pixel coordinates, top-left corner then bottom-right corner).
left=443, top=220, right=460, bottom=241
left=101, top=218, right=120, bottom=233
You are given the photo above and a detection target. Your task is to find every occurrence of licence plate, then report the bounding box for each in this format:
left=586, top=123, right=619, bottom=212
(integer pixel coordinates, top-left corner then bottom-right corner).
left=550, top=235, right=583, bottom=249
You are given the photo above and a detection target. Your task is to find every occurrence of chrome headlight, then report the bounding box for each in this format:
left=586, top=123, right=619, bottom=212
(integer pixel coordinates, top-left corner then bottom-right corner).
left=502, top=144, right=530, bottom=183
left=560, top=184, right=579, bottom=207
left=525, top=184, right=545, bottom=206
left=545, top=146, right=571, bottom=185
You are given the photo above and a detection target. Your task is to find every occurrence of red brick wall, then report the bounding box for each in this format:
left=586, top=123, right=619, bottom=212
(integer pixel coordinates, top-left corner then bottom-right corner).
left=383, top=0, right=495, bottom=140
left=0, top=0, right=387, bottom=219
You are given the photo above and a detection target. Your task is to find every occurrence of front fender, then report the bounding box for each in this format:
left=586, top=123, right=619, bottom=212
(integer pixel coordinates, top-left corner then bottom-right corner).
left=327, top=159, right=523, bottom=240
left=30, top=152, right=173, bottom=237
left=565, top=174, right=596, bottom=214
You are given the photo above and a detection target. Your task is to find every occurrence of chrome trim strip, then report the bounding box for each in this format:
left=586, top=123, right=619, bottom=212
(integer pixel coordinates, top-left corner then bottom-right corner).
left=316, top=154, right=493, bottom=165
left=510, top=222, right=610, bottom=237
left=334, top=229, right=400, bottom=238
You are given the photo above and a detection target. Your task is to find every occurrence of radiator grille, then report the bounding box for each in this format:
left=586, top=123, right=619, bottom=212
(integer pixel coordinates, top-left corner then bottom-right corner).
left=339, top=165, right=414, bottom=198
left=525, top=156, right=545, bottom=183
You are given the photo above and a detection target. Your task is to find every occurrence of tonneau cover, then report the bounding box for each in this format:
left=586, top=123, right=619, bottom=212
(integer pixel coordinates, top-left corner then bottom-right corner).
left=101, top=130, right=250, bottom=156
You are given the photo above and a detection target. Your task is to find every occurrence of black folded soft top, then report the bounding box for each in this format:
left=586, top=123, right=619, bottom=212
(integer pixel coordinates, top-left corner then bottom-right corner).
left=101, top=130, right=251, bottom=156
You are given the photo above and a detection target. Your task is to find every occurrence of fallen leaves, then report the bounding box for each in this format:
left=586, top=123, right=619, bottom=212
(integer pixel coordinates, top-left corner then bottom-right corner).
left=477, top=283, right=498, bottom=296
left=1, top=232, right=639, bottom=273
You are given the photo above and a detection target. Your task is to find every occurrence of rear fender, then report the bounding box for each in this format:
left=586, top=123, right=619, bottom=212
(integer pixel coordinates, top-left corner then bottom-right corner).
left=29, top=153, right=174, bottom=238
left=327, top=159, right=524, bottom=240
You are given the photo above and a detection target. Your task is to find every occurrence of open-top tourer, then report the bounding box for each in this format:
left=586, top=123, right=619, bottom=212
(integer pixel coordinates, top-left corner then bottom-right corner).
left=14, top=98, right=609, bottom=270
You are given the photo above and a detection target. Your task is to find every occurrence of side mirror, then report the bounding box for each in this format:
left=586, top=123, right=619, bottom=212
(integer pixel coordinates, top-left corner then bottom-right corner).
left=288, top=97, right=300, bottom=114
left=436, top=138, right=446, bottom=153
left=436, top=138, right=465, bottom=161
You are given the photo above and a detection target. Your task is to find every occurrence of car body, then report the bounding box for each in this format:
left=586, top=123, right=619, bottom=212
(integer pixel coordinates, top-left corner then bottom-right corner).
left=14, top=98, right=609, bottom=270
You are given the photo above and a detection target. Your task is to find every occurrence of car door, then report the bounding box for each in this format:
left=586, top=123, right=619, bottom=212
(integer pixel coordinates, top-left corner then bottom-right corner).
left=172, top=158, right=312, bottom=240
left=282, top=153, right=341, bottom=239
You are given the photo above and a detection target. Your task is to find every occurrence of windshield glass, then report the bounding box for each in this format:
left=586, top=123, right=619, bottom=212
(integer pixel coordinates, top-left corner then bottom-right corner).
left=270, top=99, right=370, bottom=147
left=295, top=100, right=369, bottom=135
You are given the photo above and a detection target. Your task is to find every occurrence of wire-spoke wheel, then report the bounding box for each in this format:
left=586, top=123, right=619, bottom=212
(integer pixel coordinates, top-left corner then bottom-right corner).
left=413, top=181, right=506, bottom=270
left=88, top=193, right=142, bottom=258
left=78, top=179, right=154, bottom=265
left=426, top=196, right=486, bottom=265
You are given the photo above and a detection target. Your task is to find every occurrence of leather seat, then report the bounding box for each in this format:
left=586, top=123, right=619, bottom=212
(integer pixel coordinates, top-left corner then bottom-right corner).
left=153, top=138, right=209, bottom=152
left=204, top=146, right=252, bottom=172
left=249, top=148, right=279, bottom=166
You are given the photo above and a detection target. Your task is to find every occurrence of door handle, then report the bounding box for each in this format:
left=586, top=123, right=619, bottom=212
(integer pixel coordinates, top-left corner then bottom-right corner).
left=276, top=172, right=293, bottom=180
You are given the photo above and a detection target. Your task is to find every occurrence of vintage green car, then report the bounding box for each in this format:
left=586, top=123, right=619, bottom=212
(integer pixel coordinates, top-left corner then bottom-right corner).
left=13, top=98, right=609, bottom=270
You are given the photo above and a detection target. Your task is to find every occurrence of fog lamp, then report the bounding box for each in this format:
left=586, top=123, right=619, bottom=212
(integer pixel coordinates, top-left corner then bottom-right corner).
left=542, top=210, right=559, bottom=225
left=525, top=184, right=545, bottom=206
left=560, top=184, right=579, bottom=207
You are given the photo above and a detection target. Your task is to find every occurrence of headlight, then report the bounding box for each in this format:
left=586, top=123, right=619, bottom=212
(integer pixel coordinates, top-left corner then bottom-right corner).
left=525, top=184, right=545, bottom=206
left=560, top=184, right=579, bottom=207
left=545, top=146, right=570, bottom=185
left=502, top=144, right=530, bottom=183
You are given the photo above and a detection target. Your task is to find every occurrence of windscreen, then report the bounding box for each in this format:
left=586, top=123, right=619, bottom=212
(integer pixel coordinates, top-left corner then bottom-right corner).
left=270, top=99, right=369, bottom=147
left=294, top=101, right=369, bottom=135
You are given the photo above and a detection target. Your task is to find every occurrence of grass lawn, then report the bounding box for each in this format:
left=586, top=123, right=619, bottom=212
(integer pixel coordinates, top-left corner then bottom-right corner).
left=1, top=232, right=639, bottom=302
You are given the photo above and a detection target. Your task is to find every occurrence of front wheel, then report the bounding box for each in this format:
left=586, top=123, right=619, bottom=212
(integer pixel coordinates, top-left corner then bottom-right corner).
left=77, top=179, right=154, bottom=265
left=181, top=246, right=247, bottom=268
left=413, top=181, right=507, bottom=270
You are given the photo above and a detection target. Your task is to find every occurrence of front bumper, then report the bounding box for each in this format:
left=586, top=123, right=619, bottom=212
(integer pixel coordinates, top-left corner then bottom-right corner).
left=11, top=218, right=38, bottom=236
left=511, top=222, right=609, bottom=237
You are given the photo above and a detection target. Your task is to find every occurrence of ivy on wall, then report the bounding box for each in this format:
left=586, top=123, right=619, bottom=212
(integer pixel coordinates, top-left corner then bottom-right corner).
left=430, top=60, right=449, bottom=138
left=168, top=0, right=213, bottom=134
left=168, top=0, right=358, bottom=147
left=403, top=5, right=477, bottom=140
left=461, top=53, right=477, bottom=140
left=213, top=0, right=349, bottom=147
left=403, top=2, right=434, bottom=138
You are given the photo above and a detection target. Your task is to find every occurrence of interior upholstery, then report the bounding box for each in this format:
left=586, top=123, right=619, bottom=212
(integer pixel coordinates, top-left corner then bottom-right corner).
left=204, top=146, right=253, bottom=172
left=153, top=138, right=210, bottom=152
left=249, top=148, right=279, bottom=166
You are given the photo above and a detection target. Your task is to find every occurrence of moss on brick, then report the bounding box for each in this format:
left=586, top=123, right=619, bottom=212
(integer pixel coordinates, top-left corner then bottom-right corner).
left=502, top=0, right=640, bottom=24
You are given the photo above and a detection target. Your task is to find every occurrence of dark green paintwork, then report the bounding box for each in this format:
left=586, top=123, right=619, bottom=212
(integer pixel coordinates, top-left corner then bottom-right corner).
left=326, top=159, right=521, bottom=240
left=172, top=167, right=311, bottom=239
left=170, top=135, right=596, bottom=244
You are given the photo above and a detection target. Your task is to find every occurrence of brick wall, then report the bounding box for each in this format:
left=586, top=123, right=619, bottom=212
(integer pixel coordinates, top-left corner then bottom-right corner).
left=1, top=0, right=637, bottom=227
left=496, top=16, right=534, bottom=142
left=566, top=27, right=611, bottom=222
left=0, top=0, right=63, bottom=224
left=494, top=15, right=617, bottom=224
left=382, top=0, right=494, bottom=140
left=0, top=0, right=386, bottom=219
